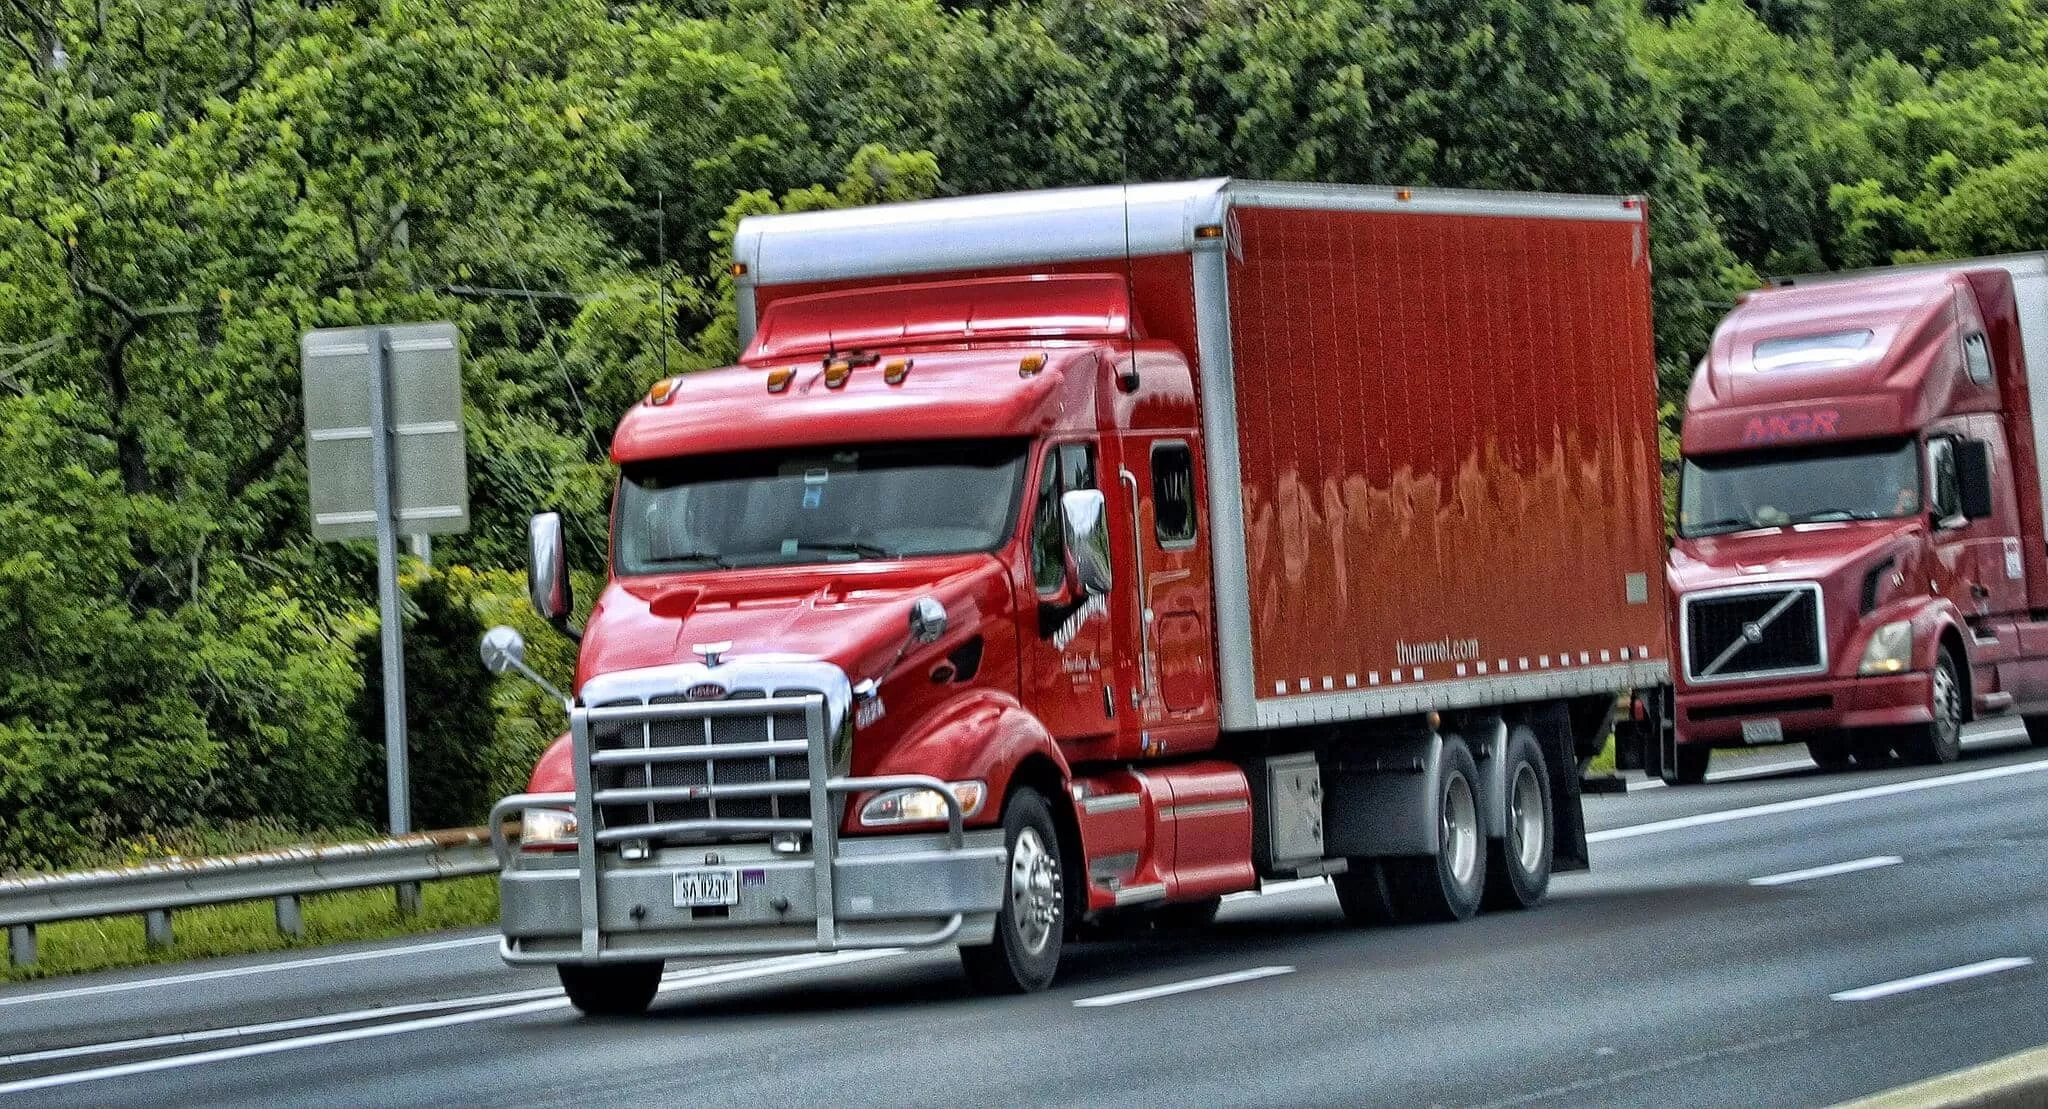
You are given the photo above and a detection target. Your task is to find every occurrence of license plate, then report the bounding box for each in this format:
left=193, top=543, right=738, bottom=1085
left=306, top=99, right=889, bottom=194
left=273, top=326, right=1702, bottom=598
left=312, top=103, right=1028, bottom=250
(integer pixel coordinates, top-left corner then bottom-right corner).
left=672, top=868, right=738, bottom=908
left=1741, top=718, right=1784, bottom=743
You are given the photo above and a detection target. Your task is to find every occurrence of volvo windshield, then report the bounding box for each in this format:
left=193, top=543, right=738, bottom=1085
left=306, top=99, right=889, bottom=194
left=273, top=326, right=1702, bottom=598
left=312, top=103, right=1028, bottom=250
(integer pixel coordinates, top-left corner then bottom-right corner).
left=1678, top=437, right=1922, bottom=538
left=614, top=439, right=1029, bottom=574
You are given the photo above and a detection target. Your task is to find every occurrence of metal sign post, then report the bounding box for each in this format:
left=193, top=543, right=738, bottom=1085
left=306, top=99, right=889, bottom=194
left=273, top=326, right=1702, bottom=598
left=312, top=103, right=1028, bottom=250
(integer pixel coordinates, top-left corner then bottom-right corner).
left=302, top=323, right=468, bottom=846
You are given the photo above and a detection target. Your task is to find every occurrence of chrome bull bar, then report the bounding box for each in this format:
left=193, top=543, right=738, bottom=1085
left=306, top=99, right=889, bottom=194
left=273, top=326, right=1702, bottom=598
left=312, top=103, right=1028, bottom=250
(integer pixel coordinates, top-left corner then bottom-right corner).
left=489, top=693, right=973, bottom=960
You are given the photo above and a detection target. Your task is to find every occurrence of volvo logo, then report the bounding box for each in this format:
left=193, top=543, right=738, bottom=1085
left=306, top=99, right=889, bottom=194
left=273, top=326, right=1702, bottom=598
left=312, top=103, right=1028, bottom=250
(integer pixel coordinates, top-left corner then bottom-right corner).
left=1741, top=621, right=1765, bottom=645
left=684, top=682, right=727, bottom=701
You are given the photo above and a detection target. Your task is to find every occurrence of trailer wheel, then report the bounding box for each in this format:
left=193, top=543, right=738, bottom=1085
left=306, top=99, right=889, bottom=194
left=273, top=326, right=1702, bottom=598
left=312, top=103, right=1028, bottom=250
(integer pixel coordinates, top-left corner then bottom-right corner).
left=558, top=961, right=662, bottom=1017
left=1663, top=745, right=1710, bottom=786
left=1482, top=729, right=1553, bottom=912
left=1381, top=736, right=1486, bottom=923
left=1901, top=649, right=1964, bottom=766
left=961, top=788, right=1063, bottom=994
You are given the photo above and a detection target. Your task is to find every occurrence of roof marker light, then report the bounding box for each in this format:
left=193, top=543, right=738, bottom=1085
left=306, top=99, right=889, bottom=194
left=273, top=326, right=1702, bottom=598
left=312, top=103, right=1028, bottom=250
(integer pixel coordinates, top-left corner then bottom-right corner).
left=1019, top=353, right=1047, bottom=377
left=767, top=366, right=796, bottom=394
left=729, top=262, right=748, bottom=277
left=1194, top=223, right=1224, bottom=239
left=824, top=359, right=852, bottom=389
left=645, top=376, right=681, bottom=405
left=1396, top=188, right=1414, bottom=201
left=884, top=358, right=912, bottom=385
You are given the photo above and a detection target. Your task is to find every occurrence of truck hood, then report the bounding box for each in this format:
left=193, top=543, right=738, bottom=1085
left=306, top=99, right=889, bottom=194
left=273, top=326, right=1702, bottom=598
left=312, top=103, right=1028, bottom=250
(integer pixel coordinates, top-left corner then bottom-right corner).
left=575, top=554, right=1009, bottom=695
left=1668, top=518, right=1922, bottom=596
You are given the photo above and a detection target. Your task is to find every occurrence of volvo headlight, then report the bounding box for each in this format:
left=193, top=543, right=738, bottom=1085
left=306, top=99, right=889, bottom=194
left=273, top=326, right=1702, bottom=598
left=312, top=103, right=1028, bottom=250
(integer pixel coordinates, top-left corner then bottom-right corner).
left=520, top=807, right=578, bottom=849
left=859, top=781, right=986, bottom=826
left=1859, top=620, right=1914, bottom=675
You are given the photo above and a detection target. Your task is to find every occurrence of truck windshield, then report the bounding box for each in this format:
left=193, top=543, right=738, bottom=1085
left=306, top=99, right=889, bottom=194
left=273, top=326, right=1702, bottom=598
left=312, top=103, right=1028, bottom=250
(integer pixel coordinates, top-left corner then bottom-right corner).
left=1678, top=437, right=1922, bottom=538
left=614, top=439, right=1029, bottom=574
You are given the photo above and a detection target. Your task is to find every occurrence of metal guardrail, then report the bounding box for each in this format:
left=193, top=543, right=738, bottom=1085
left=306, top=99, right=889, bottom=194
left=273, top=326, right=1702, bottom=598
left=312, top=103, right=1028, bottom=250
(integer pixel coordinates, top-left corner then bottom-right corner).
left=0, top=827, right=500, bottom=969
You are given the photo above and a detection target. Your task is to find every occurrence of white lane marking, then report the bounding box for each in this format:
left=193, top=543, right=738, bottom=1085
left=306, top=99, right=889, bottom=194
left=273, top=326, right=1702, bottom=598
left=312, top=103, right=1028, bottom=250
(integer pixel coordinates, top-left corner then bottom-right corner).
left=1073, top=965, right=1294, bottom=1008
left=1589, top=757, right=2048, bottom=844
left=1831, top=957, right=2034, bottom=1002
left=1222, top=877, right=1324, bottom=903
left=0, top=950, right=880, bottom=1069
left=0, top=934, right=499, bottom=1009
left=0, top=948, right=906, bottom=1095
left=1749, top=855, right=1903, bottom=887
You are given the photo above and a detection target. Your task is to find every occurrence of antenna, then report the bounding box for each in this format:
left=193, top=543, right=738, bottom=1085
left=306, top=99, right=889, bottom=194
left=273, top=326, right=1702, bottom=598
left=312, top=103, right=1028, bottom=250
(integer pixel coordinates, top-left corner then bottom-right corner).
left=657, top=189, right=670, bottom=377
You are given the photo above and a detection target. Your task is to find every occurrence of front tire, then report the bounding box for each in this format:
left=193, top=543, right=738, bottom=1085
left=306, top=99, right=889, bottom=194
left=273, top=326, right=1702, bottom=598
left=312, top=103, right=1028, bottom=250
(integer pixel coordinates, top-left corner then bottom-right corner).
left=1807, top=734, right=1853, bottom=772
left=1483, top=729, right=1553, bottom=912
left=558, top=962, right=662, bottom=1017
left=1380, top=736, right=1487, bottom=923
left=1901, top=649, right=1964, bottom=765
left=960, top=788, right=1064, bottom=994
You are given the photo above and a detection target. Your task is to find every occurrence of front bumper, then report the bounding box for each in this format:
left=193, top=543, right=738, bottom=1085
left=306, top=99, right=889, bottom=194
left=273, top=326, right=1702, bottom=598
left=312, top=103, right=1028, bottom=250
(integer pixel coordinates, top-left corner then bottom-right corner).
left=498, top=830, right=1006, bottom=964
left=1675, top=670, right=1933, bottom=746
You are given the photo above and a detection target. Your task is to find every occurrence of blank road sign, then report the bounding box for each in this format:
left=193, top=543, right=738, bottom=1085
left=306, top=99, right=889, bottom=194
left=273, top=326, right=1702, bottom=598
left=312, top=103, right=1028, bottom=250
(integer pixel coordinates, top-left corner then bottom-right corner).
left=301, top=322, right=470, bottom=541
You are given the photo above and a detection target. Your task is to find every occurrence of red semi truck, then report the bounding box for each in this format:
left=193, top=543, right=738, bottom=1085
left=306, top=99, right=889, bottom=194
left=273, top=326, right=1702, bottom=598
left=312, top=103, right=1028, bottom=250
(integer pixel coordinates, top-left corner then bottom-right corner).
left=1659, top=255, right=2048, bottom=783
left=481, top=178, right=1672, bottom=1014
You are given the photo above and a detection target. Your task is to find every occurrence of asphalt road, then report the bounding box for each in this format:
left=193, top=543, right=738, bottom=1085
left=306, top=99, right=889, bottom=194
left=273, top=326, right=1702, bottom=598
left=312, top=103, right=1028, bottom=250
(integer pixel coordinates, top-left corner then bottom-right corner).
left=3, top=721, right=2045, bottom=1108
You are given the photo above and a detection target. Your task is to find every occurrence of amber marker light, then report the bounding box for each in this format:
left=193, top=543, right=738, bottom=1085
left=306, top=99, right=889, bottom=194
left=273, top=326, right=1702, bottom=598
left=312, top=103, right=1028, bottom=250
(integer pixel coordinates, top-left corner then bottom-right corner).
left=884, top=358, right=912, bottom=385
left=824, top=359, right=853, bottom=388
left=645, top=376, right=680, bottom=405
left=766, top=366, right=796, bottom=393
left=1018, top=353, right=1047, bottom=377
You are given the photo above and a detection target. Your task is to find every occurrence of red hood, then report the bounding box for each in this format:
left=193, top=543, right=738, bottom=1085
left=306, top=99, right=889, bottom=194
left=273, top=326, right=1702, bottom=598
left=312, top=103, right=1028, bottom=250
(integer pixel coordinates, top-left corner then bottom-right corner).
left=576, top=554, right=1008, bottom=693
left=1668, top=518, right=1922, bottom=595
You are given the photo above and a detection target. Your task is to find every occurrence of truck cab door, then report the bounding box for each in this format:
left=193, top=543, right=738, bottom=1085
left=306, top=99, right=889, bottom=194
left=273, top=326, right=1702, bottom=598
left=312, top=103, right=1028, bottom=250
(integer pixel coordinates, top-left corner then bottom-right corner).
left=1930, top=427, right=2025, bottom=621
left=1024, top=441, right=1117, bottom=743
left=1117, top=435, right=1218, bottom=735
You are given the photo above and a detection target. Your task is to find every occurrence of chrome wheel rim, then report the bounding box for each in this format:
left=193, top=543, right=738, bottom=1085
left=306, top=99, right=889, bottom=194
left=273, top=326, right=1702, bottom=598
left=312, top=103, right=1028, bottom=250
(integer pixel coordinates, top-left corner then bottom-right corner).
left=1934, top=660, right=1961, bottom=745
left=1510, top=763, right=1545, bottom=875
left=1009, top=826, right=1060, bottom=956
left=1442, top=773, right=1479, bottom=888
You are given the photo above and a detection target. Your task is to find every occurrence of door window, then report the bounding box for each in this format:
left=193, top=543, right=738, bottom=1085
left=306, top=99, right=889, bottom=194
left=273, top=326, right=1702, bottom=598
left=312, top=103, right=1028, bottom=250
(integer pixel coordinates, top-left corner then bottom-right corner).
left=1152, top=442, right=1197, bottom=547
left=1031, top=443, right=1099, bottom=595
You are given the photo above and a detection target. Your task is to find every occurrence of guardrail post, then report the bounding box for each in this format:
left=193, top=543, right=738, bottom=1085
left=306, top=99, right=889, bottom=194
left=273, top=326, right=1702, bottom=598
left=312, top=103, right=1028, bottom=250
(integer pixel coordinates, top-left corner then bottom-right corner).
left=6, top=924, right=33, bottom=968
left=144, top=909, right=174, bottom=950
left=274, top=895, right=304, bottom=938
left=396, top=881, right=421, bottom=918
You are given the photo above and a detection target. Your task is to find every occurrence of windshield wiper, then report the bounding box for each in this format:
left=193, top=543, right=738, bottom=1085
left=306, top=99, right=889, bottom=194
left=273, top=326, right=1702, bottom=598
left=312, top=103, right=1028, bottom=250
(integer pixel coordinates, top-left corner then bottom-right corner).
left=795, top=541, right=892, bottom=560
left=1686, top=517, right=1772, bottom=537
left=642, top=551, right=731, bottom=568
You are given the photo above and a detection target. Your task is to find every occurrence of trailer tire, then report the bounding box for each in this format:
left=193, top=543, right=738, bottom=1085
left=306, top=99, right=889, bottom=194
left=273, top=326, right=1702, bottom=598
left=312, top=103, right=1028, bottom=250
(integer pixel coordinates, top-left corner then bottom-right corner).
left=558, top=961, right=662, bottom=1017
left=1663, top=745, right=1710, bottom=786
left=1381, top=736, right=1486, bottom=923
left=1901, top=649, right=1964, bottom=766
left=1333, top=861, right=1398, bottom=926
left=960, top=788, right=1064, bottom=994
left=1482, top=729, right=1553, bottom=912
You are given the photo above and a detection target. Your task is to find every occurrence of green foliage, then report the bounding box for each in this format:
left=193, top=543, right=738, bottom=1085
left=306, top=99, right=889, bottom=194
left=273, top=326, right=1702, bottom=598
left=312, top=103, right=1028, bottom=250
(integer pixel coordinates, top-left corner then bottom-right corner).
left=9, top=0, right=2048, bottom=873
left=351, top=567, right=497, bottom=831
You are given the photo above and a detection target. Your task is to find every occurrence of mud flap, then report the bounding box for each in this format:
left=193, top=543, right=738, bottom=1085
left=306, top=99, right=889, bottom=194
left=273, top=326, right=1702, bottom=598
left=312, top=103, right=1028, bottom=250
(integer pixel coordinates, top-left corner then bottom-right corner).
left=1531, top=703, right=1590, bottom=873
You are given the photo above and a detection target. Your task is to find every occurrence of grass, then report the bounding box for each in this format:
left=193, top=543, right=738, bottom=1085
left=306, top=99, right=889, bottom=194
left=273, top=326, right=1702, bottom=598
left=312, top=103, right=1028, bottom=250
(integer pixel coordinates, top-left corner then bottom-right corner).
left=3, top=875, right=499, bottom=983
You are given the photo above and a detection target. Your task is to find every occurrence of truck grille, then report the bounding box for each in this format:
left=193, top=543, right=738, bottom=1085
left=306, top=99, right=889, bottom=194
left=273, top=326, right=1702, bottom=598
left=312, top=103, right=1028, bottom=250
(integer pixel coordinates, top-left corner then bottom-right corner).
left=1684, top=585, right=1824, bottom=682
left=588, top=687, right=818, bottom=841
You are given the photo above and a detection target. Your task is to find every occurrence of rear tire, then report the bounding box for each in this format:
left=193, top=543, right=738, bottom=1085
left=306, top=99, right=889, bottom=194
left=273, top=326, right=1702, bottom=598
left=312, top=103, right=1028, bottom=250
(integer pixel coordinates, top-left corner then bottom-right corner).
left=558, top=962, right=662, bottom=1017
left=1482, top=729, right=1553, bottom=912
left=960, top=788, right=1064, bottom=994
left=1380, top=736, right=1487, bottom=923
left=1807, top=734, right=1853, bottom=772
left=1664, top=744, right=1711, bottom=786
left=1901, top=649, right=1964, bottom=766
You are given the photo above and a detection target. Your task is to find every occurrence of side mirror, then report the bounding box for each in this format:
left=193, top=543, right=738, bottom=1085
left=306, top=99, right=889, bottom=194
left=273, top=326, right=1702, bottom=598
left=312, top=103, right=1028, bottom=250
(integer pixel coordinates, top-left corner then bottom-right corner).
left=909, top=595, right=949, bottom=644
left=528, top=512, right=577, bottom=639
left=1060, top=489, right=1113, bottom=597
left=1957, top=440, right=1995, bottom=520
left=480, top=625, right=527, bottom=675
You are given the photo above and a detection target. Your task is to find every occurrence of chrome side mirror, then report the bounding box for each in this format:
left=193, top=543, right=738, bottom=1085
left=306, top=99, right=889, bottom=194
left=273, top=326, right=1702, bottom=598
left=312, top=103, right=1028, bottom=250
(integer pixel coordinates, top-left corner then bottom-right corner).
left=480, top=624, right=527, bottom=674
left=528, top=512, right=577, bottom=640
left=910, top=596, right=948, bottom=644
left=479, top=624, right=570, bottom=710
left=1060, top=489, right=1113, bottom=596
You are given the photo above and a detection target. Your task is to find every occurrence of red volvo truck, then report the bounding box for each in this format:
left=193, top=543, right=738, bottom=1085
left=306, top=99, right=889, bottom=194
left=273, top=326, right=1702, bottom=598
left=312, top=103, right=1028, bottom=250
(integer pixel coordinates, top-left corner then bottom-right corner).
left=480, top=178, right=1672, bottom=1014
left=1659, top=255, right=2048, bottom=783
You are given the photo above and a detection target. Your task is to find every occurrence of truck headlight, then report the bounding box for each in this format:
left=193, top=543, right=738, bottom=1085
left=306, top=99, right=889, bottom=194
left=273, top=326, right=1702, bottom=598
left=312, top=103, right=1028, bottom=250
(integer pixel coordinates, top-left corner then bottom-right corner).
left=1859, top=620, right=1914, bottom=675
left=859, top=781, right=986, bottom=826
left=520, top=807, right=578, bottom=849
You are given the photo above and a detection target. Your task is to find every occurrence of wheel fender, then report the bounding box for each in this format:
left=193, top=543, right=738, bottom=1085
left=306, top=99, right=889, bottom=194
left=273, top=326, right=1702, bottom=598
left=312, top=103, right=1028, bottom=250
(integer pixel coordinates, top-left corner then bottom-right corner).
left=865, top=690, right=1070, bottom=820
left=1324, top=730, right=1443, bottom=858
left=1467, top=717, right=1516, bottom=842
left=1861, top=598, right=1970, bottom=688
left=527, top=732, right=574, bottom=793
